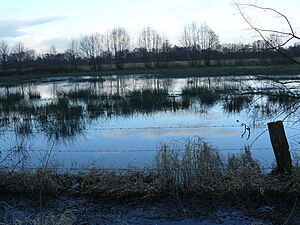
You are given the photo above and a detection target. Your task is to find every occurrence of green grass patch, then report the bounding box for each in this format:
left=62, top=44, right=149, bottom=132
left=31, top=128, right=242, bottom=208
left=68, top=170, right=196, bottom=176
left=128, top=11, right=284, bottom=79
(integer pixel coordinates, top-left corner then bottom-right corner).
left=1, top=64, right=300, bottom=86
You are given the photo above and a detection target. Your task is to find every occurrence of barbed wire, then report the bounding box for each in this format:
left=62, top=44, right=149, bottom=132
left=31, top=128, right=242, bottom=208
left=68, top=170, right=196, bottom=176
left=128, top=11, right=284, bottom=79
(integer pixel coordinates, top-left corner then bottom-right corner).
left=0, top=124, right=261, bottom=133
left=88, top=124, right=246, bottom=131
left=2, top=147, right=299, bottom=153
left=0, top=166, right=275, bottom=172
left=38, top=147, right=276, bottom=153
left=1, top=121, right=298, bottom=132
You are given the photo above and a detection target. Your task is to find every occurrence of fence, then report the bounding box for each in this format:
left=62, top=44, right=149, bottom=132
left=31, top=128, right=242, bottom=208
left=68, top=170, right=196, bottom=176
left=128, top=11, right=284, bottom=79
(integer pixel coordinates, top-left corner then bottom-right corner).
left=0, top=122, right=299, bottom=173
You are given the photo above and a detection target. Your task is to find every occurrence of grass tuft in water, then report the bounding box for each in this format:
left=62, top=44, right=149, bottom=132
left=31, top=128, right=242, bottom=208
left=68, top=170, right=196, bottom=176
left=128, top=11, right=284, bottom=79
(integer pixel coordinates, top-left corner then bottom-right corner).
left=28, top=90, right=41, bottom=100
left=67, top=89, right=98, bottom=100
left=0, top=91, right=25, bottom=105
left=182, top=86, right=219, bottom=106
left=223, top=95, right=253, bottom=113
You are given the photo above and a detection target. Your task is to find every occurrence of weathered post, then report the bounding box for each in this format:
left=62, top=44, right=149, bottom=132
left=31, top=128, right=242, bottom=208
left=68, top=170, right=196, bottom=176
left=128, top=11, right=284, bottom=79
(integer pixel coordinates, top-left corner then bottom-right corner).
left=267, top=121, right=292, bottom=174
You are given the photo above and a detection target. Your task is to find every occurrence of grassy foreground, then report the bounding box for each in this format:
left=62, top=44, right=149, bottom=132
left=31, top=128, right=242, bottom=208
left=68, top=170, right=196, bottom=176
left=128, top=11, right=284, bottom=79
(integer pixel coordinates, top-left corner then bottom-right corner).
left=0, top=138, right=299, bottom=224
left=0, top=138, right=299, bottom=199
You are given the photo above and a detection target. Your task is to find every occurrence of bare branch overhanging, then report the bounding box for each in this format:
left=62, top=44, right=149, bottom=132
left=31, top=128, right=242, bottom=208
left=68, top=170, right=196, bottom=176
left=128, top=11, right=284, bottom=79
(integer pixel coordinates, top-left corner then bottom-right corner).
left=233, top=1, right=300, bottom=65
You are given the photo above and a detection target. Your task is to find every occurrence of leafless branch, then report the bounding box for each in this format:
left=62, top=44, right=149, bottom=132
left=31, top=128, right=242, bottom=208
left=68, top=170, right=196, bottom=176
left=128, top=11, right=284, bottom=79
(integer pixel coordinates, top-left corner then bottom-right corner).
left=281, top=102, right=300, bottom=122
left=234, top=2, right=300, bottom=65
left=237, top=4, right=297, bottom=37
left=283, top=195, right=298, bottom=225
left=0, top=151, right=14, bottom=165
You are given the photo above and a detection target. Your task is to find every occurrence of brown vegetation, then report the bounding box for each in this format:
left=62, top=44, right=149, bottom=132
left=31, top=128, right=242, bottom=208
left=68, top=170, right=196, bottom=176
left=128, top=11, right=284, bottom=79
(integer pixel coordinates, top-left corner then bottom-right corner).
left=0, top=138, right=299, bottom=200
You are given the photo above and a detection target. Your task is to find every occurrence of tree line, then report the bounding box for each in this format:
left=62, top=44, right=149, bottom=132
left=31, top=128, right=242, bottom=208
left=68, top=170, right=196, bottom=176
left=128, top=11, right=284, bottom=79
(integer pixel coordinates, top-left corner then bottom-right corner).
left=1, top=22, right=300, bottom=75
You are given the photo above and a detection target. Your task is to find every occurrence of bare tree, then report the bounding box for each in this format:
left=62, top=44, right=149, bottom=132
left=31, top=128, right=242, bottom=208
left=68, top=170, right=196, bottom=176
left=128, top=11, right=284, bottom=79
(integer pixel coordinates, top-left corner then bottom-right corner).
left=24, top=49, right=36, bottom=70
left=103, top=30, right=113, bottom=69
left=180, top=22, right=219, bottom=66
left=252, top=40, right=268, bottom=52
left=12, top=42, right=26, bottom=72
left=266, top=34, right=283, bottom=49
left=95, top=33, right=104, bottom=70
left=0, top=40, right=9, bottom=72
left=65, top=38, right=79, bottom=68
left=199, top=23, right=219, bottom=66
left=49, top=44, right=57, bottom=56
left=138, top=27, right=163, bottom=68
left=80, top=33, right=103, bottom=71
left=49, top=44, right=57, bottom=65
left=180, top=22, right=201, bottom=67
left=199, top=23, right=219, bottom=50
left=160, top=36, right=172, bottom=68
left=252, top=34, right=283, bottom=64
left=109, top=27, right=130, bottom=70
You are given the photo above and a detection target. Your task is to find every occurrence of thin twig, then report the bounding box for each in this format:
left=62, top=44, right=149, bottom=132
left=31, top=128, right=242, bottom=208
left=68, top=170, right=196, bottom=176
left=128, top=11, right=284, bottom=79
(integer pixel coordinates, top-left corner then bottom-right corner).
left=237, top=3, right=297, bottom=37
left=233, top=1, right=300, bottom=65
left=283, top=195, right=298, bottom=225
left=175, top=187, right=188, bottom=219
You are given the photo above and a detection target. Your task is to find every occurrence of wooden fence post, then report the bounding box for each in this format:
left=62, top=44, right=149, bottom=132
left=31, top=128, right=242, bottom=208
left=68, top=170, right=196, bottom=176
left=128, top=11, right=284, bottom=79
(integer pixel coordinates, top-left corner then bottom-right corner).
left=267, top=121, right=292, bottom=174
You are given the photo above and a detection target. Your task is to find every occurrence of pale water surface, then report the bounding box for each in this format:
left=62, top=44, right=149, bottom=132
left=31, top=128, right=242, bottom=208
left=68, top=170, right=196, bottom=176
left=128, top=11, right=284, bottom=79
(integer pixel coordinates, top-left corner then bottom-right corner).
left=0, top=75, right=299, bottom=170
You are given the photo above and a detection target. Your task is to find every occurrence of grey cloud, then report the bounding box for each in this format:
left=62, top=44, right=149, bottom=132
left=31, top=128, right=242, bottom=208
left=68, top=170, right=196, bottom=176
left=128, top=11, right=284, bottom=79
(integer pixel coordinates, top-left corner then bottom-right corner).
left=0, top=15, right=66, bottom=38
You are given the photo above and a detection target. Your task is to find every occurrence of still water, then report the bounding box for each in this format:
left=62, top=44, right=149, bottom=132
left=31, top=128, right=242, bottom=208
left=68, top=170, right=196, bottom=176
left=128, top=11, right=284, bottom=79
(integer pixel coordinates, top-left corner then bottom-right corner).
left=0, top=75, right=299, bottom=170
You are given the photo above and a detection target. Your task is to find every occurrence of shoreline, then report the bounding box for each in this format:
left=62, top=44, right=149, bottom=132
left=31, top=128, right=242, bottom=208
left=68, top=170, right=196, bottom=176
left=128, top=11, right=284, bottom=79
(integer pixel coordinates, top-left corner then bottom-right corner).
left=1, top=64, right=300, bottom=85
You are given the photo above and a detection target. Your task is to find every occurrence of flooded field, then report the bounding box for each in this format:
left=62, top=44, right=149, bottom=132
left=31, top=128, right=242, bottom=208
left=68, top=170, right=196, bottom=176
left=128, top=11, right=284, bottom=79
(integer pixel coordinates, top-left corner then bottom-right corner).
left=0, top=74, right=299, bottom=171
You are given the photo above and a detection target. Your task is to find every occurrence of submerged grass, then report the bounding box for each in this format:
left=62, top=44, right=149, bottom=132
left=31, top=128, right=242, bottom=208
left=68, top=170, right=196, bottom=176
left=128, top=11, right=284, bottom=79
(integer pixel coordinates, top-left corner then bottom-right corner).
left=182, top=86, right=220, bottom=106
left=0, top=137, right=299, bottom=200
left=28, top=90, right=41, bottom=100
left=66, top=89, right=99, bottom=100
left=222, top=95, right=253, bottom=113
left=0, top=91, right=25, bottom=105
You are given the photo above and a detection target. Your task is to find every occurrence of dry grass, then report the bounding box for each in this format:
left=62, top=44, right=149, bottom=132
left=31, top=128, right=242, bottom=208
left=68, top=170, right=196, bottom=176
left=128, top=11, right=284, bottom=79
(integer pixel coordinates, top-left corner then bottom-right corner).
left=31, top=210, right=77, bottom=225
left=222, top=147, right=265, bottom=196
left=0, top=138, right=299, bottom=201
left=155, top=137, right=223, bottom=191
left=0, top=208, right=77, bottom=225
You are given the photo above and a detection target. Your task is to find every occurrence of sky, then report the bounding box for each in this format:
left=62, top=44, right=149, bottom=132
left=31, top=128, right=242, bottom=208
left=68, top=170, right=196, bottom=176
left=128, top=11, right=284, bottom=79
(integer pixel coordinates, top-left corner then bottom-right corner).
left=1, top=0, right=300, bottom=53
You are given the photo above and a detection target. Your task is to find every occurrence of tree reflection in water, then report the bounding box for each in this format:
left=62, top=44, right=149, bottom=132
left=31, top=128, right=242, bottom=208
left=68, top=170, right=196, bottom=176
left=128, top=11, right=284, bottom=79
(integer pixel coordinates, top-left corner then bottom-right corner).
left=0, top=76, right=299, bottom=168
left=0, top=77, right=299, bottom=142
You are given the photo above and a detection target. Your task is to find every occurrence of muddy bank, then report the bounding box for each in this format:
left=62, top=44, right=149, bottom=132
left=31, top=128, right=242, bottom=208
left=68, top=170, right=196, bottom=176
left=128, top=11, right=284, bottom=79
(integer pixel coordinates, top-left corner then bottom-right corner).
left=1, top=194, right=299, bottom=225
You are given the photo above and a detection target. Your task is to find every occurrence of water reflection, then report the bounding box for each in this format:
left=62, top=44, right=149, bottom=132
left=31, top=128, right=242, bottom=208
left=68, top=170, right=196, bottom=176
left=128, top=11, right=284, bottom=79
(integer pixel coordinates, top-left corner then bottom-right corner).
left=0, top=75, right=299, bottom=169
left=223, top=95, right=253, bottom=114
left=36, top=97, right=85, bottom=142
